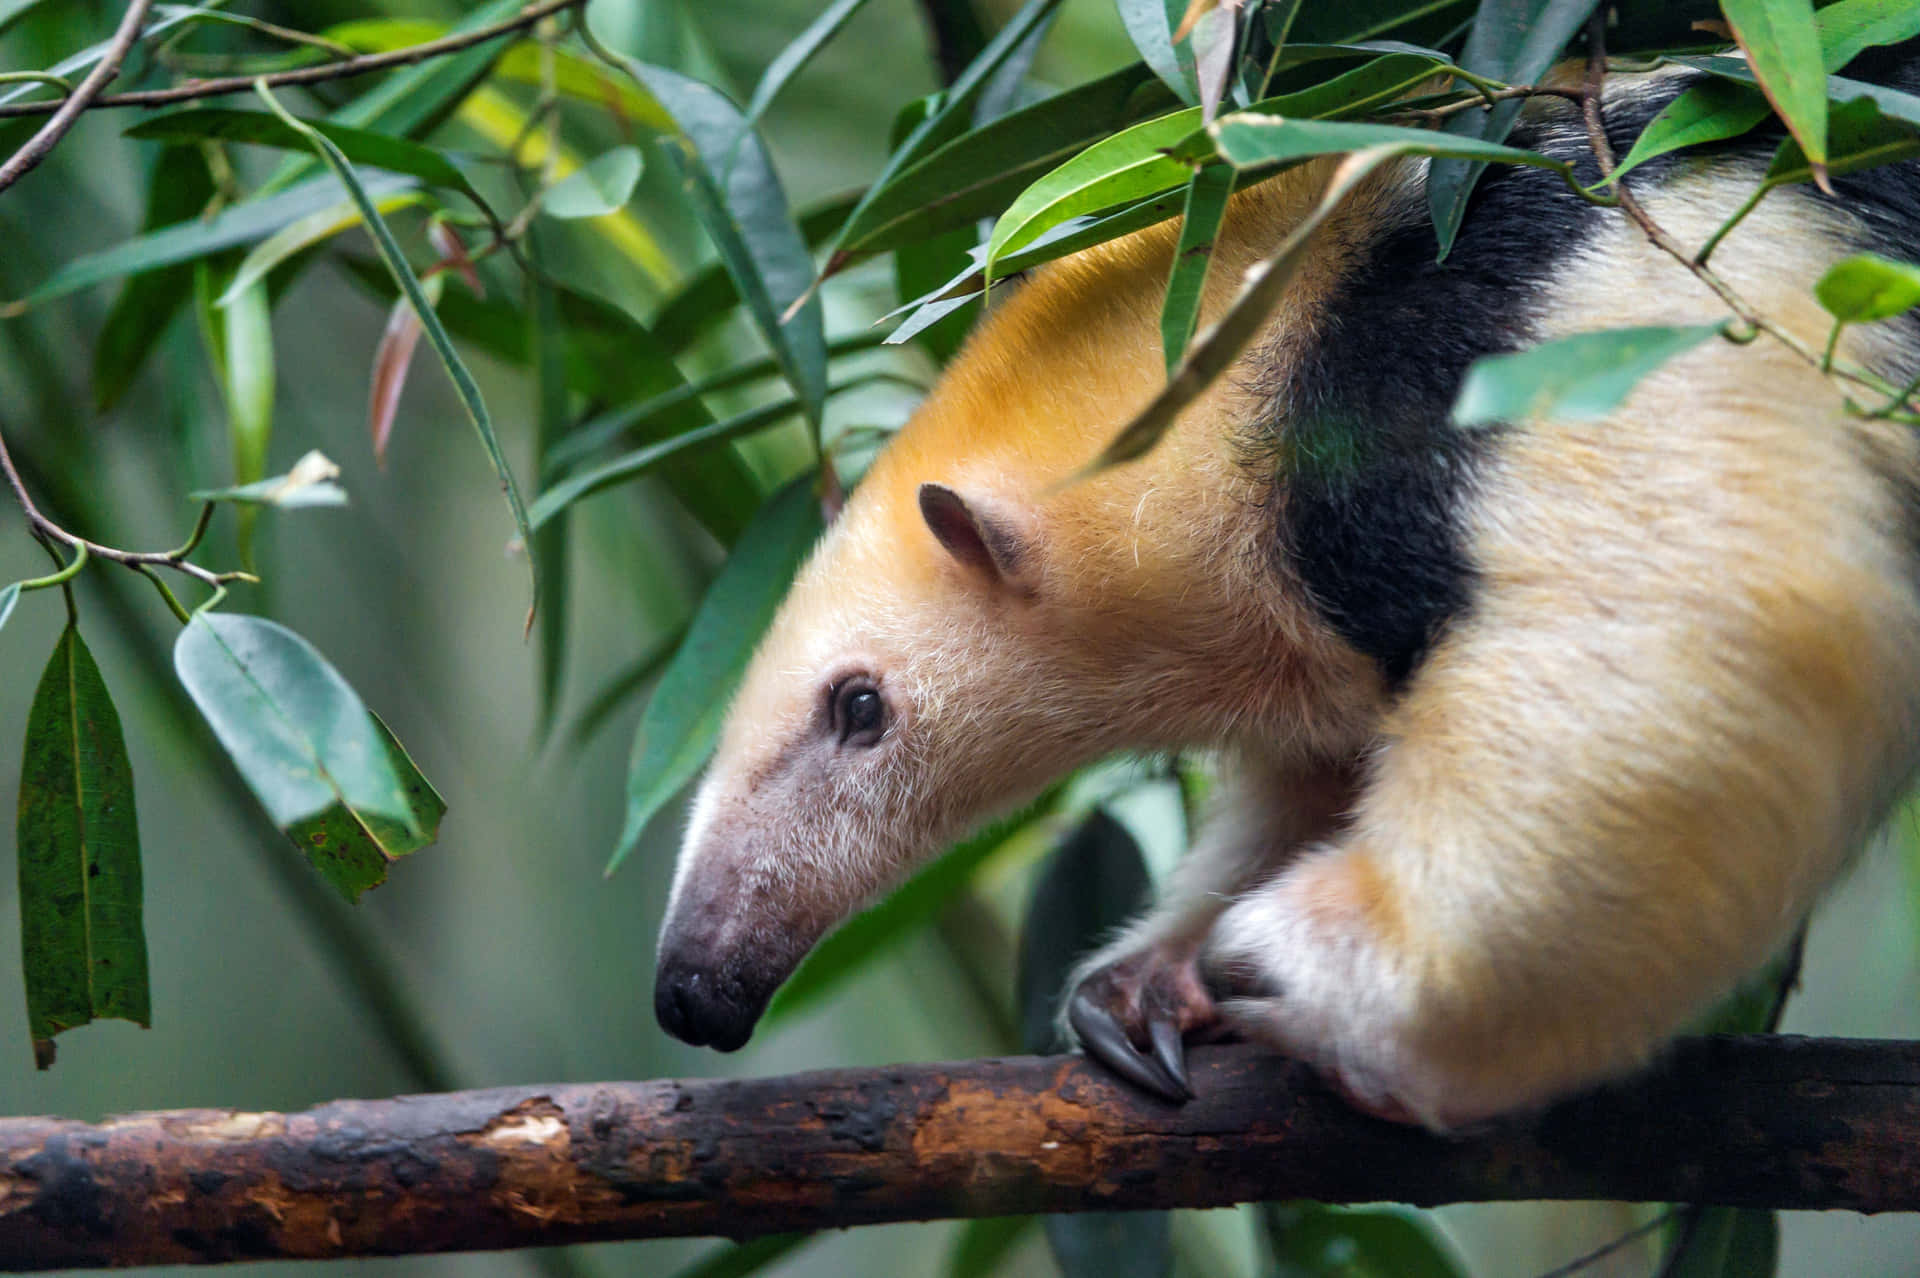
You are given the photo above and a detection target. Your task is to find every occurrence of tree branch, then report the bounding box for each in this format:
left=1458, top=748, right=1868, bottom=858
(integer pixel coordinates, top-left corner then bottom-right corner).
left=0, top=0, right=586, bottom=122
left=2, top=1036, right=1918, bottom=1269
left=0, top=0, right=153, bottom=196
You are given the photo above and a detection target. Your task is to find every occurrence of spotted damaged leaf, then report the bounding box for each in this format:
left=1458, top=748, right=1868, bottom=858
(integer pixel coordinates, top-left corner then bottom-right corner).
left=16, top=623, right=150, bottom=1067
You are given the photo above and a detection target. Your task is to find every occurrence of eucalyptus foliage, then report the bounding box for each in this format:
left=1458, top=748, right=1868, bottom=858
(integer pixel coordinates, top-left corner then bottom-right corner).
left=1, top=0, right=1917, bottom=1274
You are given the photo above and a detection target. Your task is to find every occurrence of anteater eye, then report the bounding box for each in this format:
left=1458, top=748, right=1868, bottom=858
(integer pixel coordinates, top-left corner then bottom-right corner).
left=833, top=681, right=887, bottom=748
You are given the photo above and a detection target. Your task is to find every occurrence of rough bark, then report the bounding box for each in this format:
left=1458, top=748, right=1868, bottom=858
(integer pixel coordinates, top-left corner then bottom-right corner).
left=3, top=1036, right=1918, bottom=1269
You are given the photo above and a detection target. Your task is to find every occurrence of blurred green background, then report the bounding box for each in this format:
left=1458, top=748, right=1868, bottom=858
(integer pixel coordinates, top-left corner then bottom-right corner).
left=1, top=2, right=1918, bottom=1275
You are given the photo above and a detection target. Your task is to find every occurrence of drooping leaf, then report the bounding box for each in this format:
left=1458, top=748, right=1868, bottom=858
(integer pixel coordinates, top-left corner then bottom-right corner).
left=1760, top=92, right=1920, bottom=181
left=828, top=0, right=1069, bottom=267
left=609, top=476, right=824, bottom=874
left=190, top=450, right=348, bottom=508
left=1212, top=113, right=1570, bottom=172
left=1451, top=324, right=1725, bottom=426
left=1161, top=163, right=1235, bottom=376
left=1262, top=1202, right=1469, bottom=1278
left=202, top=269, right=275, bottom=568
left=10, top=171, right=417, bottom=312
left=744, top=0, right=874, bottom=127
left=0, top=582, right=18, bottom=633
left=123, top=107, right=491, bottom=211
left=1723, top=0, right=1830, bottom=188
left=763, top=792, right=1062, bottom=1027
left=1191, top=4, right=1239, bottom=123
left=894, top=223, right=981, bottom=364
left=1610, top=79, right=1773, bottom=182
left=368, top=278, right=440, bottom=467
left=1816, top=0, right=1920, bottom=71
left=256, top=84, right=537, bottom=626
left=92, top=146, right=214, bottom=413
left=16, top=624, right=150, bottom=1068
left=1676, top=55, right=1920, bottom=132
left=653, top=192, right=857, bottom=355
left=604, top=55, right=827, bottom=427
left=541, top=146, right=644, bottom=220
left=1816, top=251, right=1920, bottom=324
left=834, top=63, right=1177, bottom=257
left=175, top=613, right=422, bottom=901
left=1119, top=0, right=1197, bottom=102
left=1427, top=0, right=1601, bottom=259
left=283, top=714, right=445, bottom=904
left=218, top=190, right=429, bottom=309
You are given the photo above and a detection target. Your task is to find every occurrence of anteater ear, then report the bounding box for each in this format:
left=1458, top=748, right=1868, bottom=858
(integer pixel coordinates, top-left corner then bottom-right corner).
left=918, top=483, right=1031, bottom=589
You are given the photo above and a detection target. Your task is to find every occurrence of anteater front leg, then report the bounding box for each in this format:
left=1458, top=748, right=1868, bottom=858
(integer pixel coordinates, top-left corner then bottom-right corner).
left=1064, top=759, right=1361, bottom=1100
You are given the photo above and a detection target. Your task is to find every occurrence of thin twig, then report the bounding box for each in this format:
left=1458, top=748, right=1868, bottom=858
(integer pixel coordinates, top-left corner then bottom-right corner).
left=1532, top=1209, right=1675, bottom=1278
left=0, top=425, right=252, bottom=591
left=0, top=0, right=154, bottom=197
left=0, top=0, right=586, bottom=121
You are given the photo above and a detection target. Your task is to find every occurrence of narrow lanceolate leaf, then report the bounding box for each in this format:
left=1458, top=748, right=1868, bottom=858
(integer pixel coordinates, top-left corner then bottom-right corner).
left=1212, top=114, right=1572, bottom=173
left=744, top=0, right=874, bottom=127
left=1723, top=0, right=1831, bottom=189
left=123, top=108, right=490, bottom=211
left=255, top=84, right=536, bottom=626
left=1427, top=0, right=1601, bottom=259
left=541, top=146, right=643, bottom=220
left=1816, top=0, right=1920, bottom=71
left=368, top=278, right=440, bottom=467
left=282, top=715, right=445, bottom=904
left=834, top=64, right=1175, bottom=257
left=1082, top=148, right=1400, bottom=475
left=764, top=793, right=1063, bottom=1027
left=219, top=191, right=427, bottom=308
left=12, top=171, right=416, bottom=312
left=1610, top=79, right=1772, bottom=182
left=1815, top=252, right=1920, bottom=323
left=1119, top=0, right=1197, bottom=102
left=0, top=582, right=19, bottom=633
left=609, top=476, right=825, bottom=875
left=191, top=450, right=348, bottom=508
left=1261, top=1203, right=1469, bottom=1278
left=1191, top=4, right=1239, bottom=123
left=17, top=624, right=150, bottom=1068
left=1160, top=164, right=1234, bottom=377
left=175, top=614, right=427, bottom=902
left=212, top=273, right=276, bottom=569
left=1451, top=324, right=1725, bottom=426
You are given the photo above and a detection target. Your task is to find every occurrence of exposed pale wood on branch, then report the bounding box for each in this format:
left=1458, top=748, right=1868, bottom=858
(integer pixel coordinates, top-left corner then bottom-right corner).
left=2, top=1036, right=1917, bottom=1270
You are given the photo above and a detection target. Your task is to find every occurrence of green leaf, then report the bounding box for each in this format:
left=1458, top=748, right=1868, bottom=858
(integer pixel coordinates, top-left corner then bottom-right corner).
left=10, top=171, right=417, bottom=312
left=1160, top=163, right=1234, bottom=377
left=1119, top=0, right=1197, bottom=102
left=1816, top=0, right=1920, bottom=71
left=0, top=5, right=200, bottom=107
left=744, top=0, right=874, bottom=127
left=606, top=56, right=827, bottom=428
left=835, top=63, right=1177, bottom=257
left=16, top=623, right=150, bottom=1068
left=609, top=476, right=824, bottom=874
left=763, top=792, right=1061, bottom=1026
left=1723, top=0, right=1830, bottom=185
left=1451, top=324, right=1725, bottom=426
left=197, top=264, right=275, bottom=569
left=947, top=1217, right=1038, bottom=1278
left=829, top=0, right=1069, bottom=265
left=1816, top=251, right=1920, bottom=323
left=532, top=376, right=895, bottom=529
left=1263, top=1203, right=1469, bottom=1278
left=541, top=146, right=644, bottom=220
left=1427, top=0, right=1601, bottom=260
left=1658, top=1208, right=1779, bottom=1278
left=569, top=627, right=685, bottom=748
left=1610, top=79, right=1773, bottom=182
left=1676, top=56, right=1920, bottom=131
left=122, top=107, right=489, bottom=210
left=1212, top=114, right=1571, bottom=172
left=175, top=613, right=421, bottom=899
left=92, top=146, right=214, bottom=413
left=653, top=192, right=856, bottom=356
left=283, top=714, right=445, bottom=904
left=256, top=84, right=537, bottom=626
left=191, top=450, right=348, bottom=508
left=0, top=582, right=18, bottom=633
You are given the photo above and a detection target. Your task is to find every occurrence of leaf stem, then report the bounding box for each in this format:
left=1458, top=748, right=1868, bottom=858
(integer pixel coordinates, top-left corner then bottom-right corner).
left=15, top=539, right=88, bottom=590
left=0, top=0, right=588, bottom=121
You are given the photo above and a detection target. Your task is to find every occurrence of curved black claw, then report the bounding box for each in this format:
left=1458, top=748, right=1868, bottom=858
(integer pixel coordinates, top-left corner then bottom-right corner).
left=1068, top=986, right=1192, bottom=1103
left=1146, top=1011, right=1195, bottom=1100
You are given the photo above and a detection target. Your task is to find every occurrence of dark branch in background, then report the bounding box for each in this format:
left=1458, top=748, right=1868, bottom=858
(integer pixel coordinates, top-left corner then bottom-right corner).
left=915, top=0, right=990, bottom=88
left=0, top=0, right=153, bottom=195
left=4, top=1037, right=1920, bottom=1270
left=0, top=0, right=586, bottom=121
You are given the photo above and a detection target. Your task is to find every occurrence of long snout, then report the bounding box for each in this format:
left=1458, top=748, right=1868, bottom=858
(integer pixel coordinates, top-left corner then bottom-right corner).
left=653, top=943, right=778, bottom=1052
left=653, top=862, right=828, bottom=1053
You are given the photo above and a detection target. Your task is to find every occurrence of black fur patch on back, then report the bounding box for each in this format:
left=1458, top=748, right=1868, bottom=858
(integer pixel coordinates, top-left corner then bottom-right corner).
left=1264, top=93, right=1679, bottom=686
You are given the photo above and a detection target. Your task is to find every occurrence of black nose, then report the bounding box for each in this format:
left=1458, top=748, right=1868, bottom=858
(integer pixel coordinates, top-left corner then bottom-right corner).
left=654, top=957, right=758, bottom=1052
